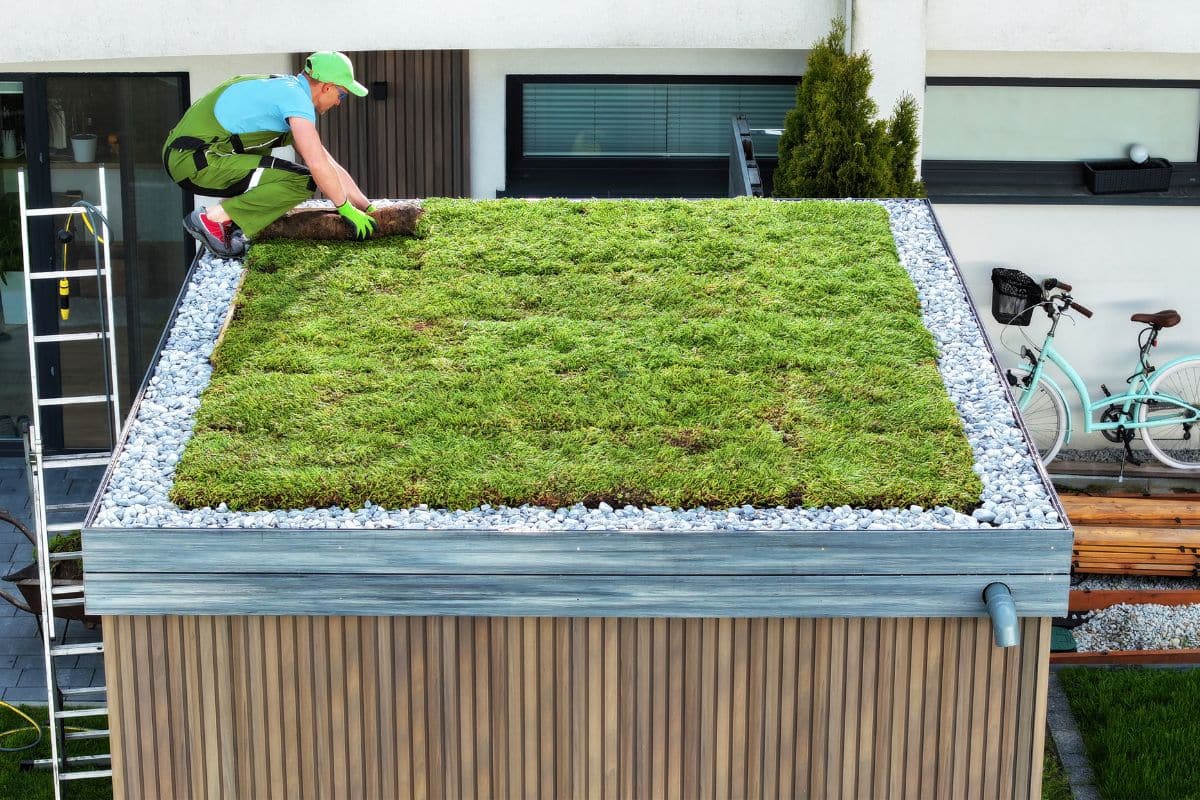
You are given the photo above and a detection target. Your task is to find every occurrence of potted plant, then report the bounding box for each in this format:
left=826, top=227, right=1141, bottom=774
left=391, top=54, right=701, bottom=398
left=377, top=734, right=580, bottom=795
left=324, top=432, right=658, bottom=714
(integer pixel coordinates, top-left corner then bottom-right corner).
left=57, top=92, right=97, bottom=163
left=0, top=513, right=99, bottom=629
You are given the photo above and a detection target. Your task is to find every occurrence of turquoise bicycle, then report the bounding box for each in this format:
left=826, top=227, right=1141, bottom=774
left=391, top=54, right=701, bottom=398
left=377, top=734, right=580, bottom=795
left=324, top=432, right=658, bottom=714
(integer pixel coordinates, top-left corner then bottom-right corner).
left=992, top=269, right=1200, bottom=469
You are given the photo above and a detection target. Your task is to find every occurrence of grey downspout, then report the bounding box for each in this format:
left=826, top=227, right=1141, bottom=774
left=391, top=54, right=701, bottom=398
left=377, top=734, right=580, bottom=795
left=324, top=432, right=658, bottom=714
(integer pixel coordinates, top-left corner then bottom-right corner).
left=983, top=582, right=1020, bottom=648
left=843, top=0, right=854, bottom=52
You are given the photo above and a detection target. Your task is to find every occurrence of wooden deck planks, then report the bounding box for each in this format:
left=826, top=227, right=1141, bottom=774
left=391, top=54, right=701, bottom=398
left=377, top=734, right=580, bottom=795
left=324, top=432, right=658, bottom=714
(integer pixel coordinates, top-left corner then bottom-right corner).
left=1065, top=494, right=1200, bottom=576
left=1061, top=495, right=1200, bottom=526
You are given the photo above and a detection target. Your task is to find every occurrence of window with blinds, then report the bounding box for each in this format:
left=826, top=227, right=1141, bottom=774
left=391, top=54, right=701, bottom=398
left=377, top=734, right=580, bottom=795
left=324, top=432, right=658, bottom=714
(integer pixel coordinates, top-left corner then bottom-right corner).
left=521, top=81, right=797, bottom=158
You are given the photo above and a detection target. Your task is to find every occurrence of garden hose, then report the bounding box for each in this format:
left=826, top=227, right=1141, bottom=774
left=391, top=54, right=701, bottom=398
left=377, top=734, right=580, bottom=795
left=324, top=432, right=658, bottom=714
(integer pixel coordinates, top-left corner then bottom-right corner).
left=0, top=700, right=109, bottom=754
left=57, top=216, right=73, bottom=320
left=54, top=203, right=108, bottom=322
left=0, top=701, right=41, bottom=753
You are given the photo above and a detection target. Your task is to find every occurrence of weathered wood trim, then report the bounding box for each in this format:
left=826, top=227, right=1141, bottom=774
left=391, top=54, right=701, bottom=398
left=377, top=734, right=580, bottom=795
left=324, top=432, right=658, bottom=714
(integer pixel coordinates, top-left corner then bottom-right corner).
left=83, top=525, right=1071, bottom=617
left=84, top=572, right=1068, bottom=618
left=105, top=614, right=1053, bottom=800
left=84, top=527, right=1071, bottom=576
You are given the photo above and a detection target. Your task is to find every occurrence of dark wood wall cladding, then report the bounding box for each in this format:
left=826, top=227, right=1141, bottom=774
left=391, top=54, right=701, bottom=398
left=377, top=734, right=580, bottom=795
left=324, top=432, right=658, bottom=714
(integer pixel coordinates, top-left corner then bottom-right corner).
left=293, top=51, right=470, bottom=198
left=105, top=614, right=1051, bottom=800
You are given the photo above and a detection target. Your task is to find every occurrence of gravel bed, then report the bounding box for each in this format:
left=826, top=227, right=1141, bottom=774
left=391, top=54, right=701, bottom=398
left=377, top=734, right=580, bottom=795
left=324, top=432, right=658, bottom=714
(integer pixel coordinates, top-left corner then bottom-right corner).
left=1072, top=603, right=1200, bottom=652
left=1056, top=447, right=1155, bottom=463
left=1069, top=574, right=1200, bottom=652
left=93, top=199, right=1061, bottom=531
left=1074, top=574, right=1200, bottom=591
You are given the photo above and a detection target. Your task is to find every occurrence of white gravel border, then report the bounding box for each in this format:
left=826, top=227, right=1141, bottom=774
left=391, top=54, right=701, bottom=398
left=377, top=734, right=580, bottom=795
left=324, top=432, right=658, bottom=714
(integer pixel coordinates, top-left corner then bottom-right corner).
left=94, top=199, right=1062, bottom=531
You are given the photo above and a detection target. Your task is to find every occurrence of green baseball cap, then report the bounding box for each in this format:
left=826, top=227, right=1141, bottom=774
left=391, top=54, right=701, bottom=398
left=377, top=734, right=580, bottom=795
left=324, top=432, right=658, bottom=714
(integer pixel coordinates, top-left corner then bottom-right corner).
left=304, top=51, right=368, bottom=97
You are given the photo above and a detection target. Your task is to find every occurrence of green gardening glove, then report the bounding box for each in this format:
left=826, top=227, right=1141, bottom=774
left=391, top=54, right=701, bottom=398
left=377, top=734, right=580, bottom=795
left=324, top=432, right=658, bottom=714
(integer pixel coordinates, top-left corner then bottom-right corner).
left=337, top=200, right=376, bottom=240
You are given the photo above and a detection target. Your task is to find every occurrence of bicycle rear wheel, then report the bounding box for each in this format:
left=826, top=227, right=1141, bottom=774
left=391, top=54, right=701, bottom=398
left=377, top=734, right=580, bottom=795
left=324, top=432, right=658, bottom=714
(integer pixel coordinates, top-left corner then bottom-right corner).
left=1139, top=357, right=1200, bottom=469
left=1009, top=372, right=1066, bottom=465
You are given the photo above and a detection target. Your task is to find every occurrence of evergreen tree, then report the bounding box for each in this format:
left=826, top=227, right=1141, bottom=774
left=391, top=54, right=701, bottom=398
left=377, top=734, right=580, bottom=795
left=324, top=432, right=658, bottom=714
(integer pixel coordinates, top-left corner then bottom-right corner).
left=888, top=93, right=925, bottom=197
left=773, top=18, right=924, bottom=198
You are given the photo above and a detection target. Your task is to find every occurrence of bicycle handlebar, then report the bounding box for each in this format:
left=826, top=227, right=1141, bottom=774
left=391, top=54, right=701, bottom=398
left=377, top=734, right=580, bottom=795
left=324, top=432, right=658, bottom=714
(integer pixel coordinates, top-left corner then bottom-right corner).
left=1043, top=277, right=1073, bottom=292
left=1069, top=301, right=1093, bottom=318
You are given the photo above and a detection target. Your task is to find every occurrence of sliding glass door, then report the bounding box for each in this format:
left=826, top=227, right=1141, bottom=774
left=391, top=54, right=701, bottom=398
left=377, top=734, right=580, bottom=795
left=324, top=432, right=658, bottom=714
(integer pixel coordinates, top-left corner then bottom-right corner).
left=0, top=73, right=190, bottom=453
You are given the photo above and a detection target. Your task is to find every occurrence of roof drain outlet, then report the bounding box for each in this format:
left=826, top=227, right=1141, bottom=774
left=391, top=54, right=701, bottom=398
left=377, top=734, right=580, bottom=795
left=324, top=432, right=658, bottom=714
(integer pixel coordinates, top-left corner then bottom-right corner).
left=983, top=582, right=1020, bottom=648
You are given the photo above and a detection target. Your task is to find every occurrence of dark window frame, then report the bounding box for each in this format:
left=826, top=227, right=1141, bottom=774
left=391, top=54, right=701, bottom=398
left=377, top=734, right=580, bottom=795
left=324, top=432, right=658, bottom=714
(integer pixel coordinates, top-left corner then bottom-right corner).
left=922, top=76, right=1200, bottom=205
left=0, top=70, right=191, bottom=454
left=504, top=74, right=800, bottom=198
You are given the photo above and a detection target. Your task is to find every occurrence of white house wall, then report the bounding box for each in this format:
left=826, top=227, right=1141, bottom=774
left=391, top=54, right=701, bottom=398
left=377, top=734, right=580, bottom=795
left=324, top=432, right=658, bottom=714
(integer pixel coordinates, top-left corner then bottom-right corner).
left=4, top=0, right=839, bottom=63
left=933, top=204, right=1200, bottom=451
left=926, top=0, right=1200, bottom=54
left=469, top=48, right=807, bottom=198
left=927, top=51, right=1200, bottom=81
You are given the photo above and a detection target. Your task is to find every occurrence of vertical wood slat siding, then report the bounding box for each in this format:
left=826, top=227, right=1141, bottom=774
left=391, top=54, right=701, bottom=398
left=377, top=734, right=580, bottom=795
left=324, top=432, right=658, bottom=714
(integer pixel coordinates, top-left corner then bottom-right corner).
left=105, top=615, right=1051, bottom=800
left=295, top=50, right=469, bottom=199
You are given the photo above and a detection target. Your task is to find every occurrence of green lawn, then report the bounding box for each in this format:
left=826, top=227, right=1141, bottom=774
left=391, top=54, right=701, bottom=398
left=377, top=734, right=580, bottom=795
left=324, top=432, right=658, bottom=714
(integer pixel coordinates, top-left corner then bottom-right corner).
left=0, top=705, right=111, bottom=800
left=1042, top=736, right=1072, bottom=800
left=1058, top=667, right=1200, bottom=800
left=172, top=198, right=981, bottom=512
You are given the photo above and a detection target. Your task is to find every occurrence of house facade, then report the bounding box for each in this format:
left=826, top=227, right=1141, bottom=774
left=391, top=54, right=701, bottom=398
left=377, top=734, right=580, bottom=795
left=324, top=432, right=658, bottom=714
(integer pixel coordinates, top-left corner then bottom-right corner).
left=2, top=0, right=1198, bottom=450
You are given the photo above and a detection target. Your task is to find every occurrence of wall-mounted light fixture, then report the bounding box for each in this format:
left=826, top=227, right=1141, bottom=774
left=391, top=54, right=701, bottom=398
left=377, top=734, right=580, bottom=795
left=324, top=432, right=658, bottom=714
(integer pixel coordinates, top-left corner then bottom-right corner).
left=1129, top=143, right=1149, bottom=164
left=371, top=81, right=388, bottom=102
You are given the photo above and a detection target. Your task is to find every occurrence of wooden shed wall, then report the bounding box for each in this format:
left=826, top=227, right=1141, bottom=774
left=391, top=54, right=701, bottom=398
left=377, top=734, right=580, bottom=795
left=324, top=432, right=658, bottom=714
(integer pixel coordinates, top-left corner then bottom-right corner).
left=105, top=614, right=1050, bottom=800
left=296, top=50, right=470, bottom=198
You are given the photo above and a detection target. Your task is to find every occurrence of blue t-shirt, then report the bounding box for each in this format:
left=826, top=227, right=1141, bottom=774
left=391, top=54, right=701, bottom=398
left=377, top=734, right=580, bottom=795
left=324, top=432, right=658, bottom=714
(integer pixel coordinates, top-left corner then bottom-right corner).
left=213, top=74, right=316, bottom=134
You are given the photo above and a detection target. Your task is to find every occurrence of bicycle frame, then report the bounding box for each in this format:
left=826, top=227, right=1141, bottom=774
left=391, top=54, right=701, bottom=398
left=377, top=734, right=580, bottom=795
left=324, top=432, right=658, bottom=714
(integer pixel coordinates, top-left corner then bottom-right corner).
left=1018, top=324, right=1200, bottom=445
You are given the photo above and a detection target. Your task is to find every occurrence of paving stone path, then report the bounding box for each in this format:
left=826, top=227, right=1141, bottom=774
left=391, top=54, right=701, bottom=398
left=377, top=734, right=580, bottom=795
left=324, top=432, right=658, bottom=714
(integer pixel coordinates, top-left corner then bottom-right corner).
left=0, top=456, right=104, bottom=704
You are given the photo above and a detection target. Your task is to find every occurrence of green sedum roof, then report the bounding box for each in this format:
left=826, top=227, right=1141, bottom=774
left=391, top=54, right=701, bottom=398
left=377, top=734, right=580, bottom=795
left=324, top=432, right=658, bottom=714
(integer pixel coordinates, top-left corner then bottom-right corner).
left=171, top=199, right=982, bottom=512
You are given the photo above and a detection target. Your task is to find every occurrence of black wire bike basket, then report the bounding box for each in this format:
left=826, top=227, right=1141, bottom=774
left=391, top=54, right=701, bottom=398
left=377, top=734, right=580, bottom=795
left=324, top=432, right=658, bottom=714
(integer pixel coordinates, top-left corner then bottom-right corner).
left=990, top=268, right=1042, bottom=326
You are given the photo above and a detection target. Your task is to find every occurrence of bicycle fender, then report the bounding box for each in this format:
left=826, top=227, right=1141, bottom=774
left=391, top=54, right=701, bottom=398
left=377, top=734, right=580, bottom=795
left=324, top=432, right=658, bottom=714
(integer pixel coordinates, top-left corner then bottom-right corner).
left=1155, top=354, right=1200, bottom=375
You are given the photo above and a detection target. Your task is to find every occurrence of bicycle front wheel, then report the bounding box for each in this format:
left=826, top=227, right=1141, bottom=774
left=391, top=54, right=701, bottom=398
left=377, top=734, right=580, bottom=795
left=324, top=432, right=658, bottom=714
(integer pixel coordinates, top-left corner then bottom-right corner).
left=1009, top=372, right=1066, bottom=466
left=1139, top=358, right=1200, bottom=469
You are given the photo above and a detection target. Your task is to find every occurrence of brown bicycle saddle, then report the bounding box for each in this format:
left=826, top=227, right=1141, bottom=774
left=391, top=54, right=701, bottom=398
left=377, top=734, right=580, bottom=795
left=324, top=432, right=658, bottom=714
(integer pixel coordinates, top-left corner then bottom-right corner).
left=1130, top=309, right=1181, bottom=328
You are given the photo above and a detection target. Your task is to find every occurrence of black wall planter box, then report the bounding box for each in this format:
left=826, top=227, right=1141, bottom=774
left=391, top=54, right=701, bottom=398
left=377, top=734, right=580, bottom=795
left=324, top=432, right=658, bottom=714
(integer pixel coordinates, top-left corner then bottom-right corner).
left=1083, top=158, right=1173, bottom=194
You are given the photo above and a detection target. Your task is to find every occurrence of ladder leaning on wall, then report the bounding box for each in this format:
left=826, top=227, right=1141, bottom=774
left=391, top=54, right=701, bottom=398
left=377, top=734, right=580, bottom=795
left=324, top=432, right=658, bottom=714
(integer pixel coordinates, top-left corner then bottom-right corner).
left=16, top=167, right=121, bottom=798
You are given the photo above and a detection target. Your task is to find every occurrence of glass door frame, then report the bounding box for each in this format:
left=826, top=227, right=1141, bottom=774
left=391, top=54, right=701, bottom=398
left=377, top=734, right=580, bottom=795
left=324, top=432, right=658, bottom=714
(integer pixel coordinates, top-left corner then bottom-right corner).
left=0, top=71, right=191, bottom=456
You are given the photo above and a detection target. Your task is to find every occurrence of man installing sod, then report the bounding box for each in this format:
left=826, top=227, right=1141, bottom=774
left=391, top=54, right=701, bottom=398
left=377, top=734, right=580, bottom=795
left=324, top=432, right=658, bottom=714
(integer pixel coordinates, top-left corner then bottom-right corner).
left=163, top=51, right=376, bottom=258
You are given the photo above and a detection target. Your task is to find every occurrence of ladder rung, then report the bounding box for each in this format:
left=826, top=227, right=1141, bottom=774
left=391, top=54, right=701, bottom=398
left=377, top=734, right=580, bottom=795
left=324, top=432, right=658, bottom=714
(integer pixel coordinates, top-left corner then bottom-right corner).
left=48, top=550, right=83, bottom=562
left=34, top=332, right=110, bottom=343
left=50, top=584, right=84, bottom=597
left=25, top=754, right=111, bottom=769
left=60, top=686, right=106, bottom=697
left=51, top=643, right=103, bottom=657
left=43, top=453, right=111, bottom=469
left=55, top=707, right=108, bottom=720
left=23, top=206, right=106, bottom=218
left=53, top=597, right=86, bottom=608
left=59, top=768, right=113, bottom=781
left=28, top=269, right=108, bottom=280
left=65, top=728, right=110, bottom=741
left=38, top=395, right=113, bottom=407
left=47, top=522, right=84, bottom=533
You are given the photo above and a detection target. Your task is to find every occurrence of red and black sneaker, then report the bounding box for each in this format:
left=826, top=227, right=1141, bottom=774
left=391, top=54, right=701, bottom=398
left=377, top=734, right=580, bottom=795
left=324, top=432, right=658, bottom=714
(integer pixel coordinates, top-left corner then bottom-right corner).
left=183, top=208, right=238, bottom=258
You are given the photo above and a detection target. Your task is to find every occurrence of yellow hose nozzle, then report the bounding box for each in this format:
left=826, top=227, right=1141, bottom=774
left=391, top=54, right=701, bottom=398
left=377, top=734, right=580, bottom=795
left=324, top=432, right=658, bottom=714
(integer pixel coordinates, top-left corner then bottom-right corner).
left=59, top=277, right=70, bottom=320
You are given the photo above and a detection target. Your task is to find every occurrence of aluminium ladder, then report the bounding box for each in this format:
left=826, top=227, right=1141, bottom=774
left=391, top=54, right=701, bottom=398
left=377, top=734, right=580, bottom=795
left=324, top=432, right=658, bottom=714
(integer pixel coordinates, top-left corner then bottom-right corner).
left=16, top=167, right=121, bottom=797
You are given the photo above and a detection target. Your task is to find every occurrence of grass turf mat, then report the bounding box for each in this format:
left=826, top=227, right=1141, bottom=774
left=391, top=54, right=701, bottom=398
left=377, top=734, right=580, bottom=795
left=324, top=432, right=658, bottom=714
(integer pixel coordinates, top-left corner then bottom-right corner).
left=172, top=199, right=981, bottom=512
left=1058, top=667, right=1200, bottom=800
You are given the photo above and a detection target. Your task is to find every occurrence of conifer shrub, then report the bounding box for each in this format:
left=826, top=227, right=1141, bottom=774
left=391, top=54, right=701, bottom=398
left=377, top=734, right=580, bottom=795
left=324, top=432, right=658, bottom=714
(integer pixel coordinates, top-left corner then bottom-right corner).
left=774, top=18, right=925, bottom=198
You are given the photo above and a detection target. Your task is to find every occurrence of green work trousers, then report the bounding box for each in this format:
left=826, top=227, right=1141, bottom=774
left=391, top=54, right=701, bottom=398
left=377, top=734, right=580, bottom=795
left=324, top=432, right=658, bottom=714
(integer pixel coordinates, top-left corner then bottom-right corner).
left=164, top=149, right=315, bottom=238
